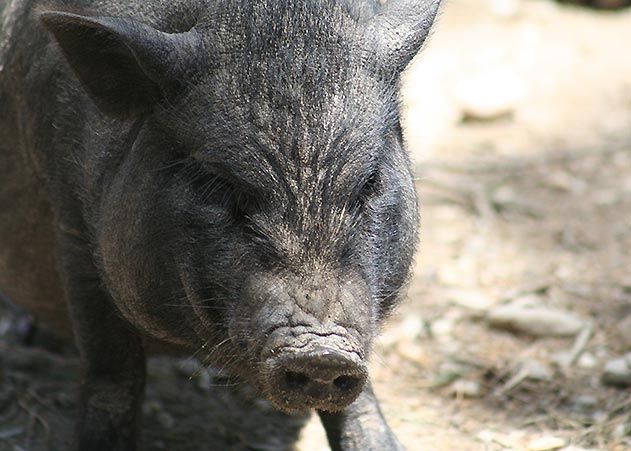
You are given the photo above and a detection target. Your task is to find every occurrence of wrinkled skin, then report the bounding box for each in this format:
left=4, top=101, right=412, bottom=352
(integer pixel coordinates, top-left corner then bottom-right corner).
left=0, top=0, right=441, bottom=449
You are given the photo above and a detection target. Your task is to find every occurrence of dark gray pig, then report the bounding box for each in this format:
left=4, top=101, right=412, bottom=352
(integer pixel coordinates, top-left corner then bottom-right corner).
left=0, top=0, right=441, bottom=449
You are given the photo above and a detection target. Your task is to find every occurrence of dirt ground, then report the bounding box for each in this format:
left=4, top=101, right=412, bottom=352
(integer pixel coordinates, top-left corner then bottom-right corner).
left=2, top=1, right=631, bottom=450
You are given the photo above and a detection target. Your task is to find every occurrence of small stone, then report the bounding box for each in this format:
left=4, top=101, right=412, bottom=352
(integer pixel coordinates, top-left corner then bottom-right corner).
left=487, top=303, right=586, bottom=337
left=431, top=317, right=455, bottom=337
left=399, top=315, right=424, bottom=339
left=493, top=185, right=517, bottom=204
left=511, top=295, right=547, bottom=308
left=488, top=0, right=520, bottom=19
left=612, top=422, right=630, bottom=440
left=431, top=361, right=468, bottom=387
left=547, top=170, right=587, bottom=194
left=571, top=395, right=597, bottom=411
left=577, top=352, right=597, bottom=369
left=602, top=353, right=631, bottom=387
left=615, top=316, right=631, bottom=351
left=527, top=436, right=567, bottom=451
left=397, top=341, right=426, bottom=364
left=456, top=69, right=523, bottom=123
left=476, top=430, right=516, bottom=448
left=449, top=379, right=481, bottom=398
left=591, top=411, right=608, bottom=423
left=438, top=257, right=479, bottom=287
left=592, top=189, right=619, bottom=206
left=379, top=315, right=426, bottom=347
left=521, top=359, right=554, bottom=382
left=476, top=429, right=496, bottom=444
left=448, top=289, right=496, bottom=311
left=497, top=359, right=553, bottom=395
left=551, top=351, right=571, bottom=368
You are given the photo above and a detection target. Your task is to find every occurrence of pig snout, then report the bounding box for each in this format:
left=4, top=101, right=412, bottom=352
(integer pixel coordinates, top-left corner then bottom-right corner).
left=266, top=347, right=367, bottom=411
left=259, top=329, right=368, bottom=412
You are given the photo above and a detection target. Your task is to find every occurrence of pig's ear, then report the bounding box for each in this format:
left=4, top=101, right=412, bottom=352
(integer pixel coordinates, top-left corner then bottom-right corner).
left=39, top=11, right=201, bottom=116
left=367, top=0, right=442, bottom=76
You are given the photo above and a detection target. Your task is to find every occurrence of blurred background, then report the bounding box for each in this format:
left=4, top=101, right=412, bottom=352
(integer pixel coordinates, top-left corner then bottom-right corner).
left=2, top=1, right=630, bottom=450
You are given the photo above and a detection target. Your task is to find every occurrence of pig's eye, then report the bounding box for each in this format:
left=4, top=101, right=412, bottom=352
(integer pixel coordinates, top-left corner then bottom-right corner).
left=352, top=170, right=381, bottom=210
left=362, top=171, right=380, bottom=196
left=188, top=165, right=253, bottom=219
left=231, top=190, right=254, bottom=220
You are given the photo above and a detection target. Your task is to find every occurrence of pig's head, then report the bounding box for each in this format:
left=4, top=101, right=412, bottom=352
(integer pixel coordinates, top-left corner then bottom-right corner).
left=40, top=0, right=441, bottom=412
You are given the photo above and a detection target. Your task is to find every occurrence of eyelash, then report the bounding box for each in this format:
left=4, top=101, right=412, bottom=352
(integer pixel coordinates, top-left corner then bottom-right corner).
left=350, top=171, right=381, bottom=211
left=187, top=162, right=252, bottom=219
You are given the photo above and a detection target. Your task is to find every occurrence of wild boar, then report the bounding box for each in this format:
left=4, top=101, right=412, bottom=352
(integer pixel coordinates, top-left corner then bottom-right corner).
left=0, top=0, right=441, bottom=449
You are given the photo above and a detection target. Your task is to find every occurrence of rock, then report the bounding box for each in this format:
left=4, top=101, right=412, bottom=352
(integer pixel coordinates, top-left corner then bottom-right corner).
left=456, top=69, right=524, bottom=123
left=615, top=316, right=631, bottom=351
left=602, top=353, right=631, bottom=387
left=397, top=341, right=426, bottom=364
left=488, top=0, right=521, bottom=19
left=431, top=361, right=468, bottom=388
left=591, top=411, right=608, bottom=423
left=612, top=422, right=631, bottom=440
left=527, top=436, right=567, bottom=451
left=449, top=379, right=482, bottom=398
left=577, top=352, right=597, bottom=369
left=438, top=255, right=479, bottom=287
left=552, top=325, right=594, bottom=370
left=571, top=395, right=597, bottom=412
left=379, top=314, right=426, bottom=347
left=496, top=359, right=553, bottom=395
left=547, top=170, right=587, bottom=194
left=592, top=189, right=619, bottom=206
left=431, top=317, right=456, bottom=337
left=520, top=360, right=554, bottom=381
left=399, top=315, right=425, bottom=339
left=511, top=294, right=548, bottom=308
left=492, top=185, right=517, bottom=205
left=448, top=289, right=497, bottom=311
left=487, top=303, right=587, bottom=337
left=476, top=430, right=519, bottom=448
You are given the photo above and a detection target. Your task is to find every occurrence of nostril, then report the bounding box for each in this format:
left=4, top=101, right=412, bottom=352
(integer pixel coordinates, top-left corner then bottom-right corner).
left=285, top=371, right=309, bottom=390
left=333, top=375, right=361, bottom=392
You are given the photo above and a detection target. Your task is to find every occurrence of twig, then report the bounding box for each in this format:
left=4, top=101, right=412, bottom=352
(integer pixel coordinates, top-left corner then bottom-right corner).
left=557, top=324, right=594, bottom=372
left=416, top=175, right=496, bottom=217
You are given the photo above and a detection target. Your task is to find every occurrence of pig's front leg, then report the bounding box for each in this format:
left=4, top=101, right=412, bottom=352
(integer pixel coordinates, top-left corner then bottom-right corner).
left=57, top=230, right=146, bottom=451
left=318, top=383, right=404, bottom=451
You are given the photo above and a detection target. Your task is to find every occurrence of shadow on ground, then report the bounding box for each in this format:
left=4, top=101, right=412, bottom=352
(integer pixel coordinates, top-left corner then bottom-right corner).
left=0, top=326, right=308, bottom=451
